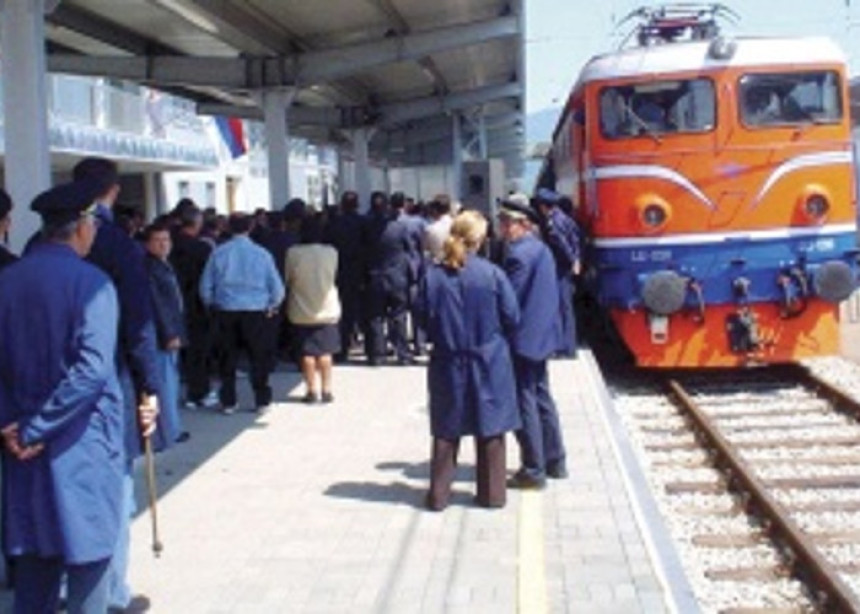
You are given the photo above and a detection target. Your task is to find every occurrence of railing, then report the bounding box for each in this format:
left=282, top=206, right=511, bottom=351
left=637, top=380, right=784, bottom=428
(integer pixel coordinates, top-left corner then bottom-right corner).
left=0, top=73, right=218, bottom=168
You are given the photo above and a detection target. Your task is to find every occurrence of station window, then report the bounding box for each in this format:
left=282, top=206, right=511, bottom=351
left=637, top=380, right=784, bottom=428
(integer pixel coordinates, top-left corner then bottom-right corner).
left=599, top=78, right=715, bottom=139
left=739, top=71, right=842, bottom=128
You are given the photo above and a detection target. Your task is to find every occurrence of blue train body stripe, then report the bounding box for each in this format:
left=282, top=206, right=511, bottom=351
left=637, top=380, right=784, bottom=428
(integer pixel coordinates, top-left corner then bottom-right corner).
left=591, top=229, right=858, bottom=307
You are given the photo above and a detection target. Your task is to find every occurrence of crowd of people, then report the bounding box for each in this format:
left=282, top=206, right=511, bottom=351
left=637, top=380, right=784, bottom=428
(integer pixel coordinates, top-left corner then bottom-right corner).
left=0, top=155, right=581, bottom=612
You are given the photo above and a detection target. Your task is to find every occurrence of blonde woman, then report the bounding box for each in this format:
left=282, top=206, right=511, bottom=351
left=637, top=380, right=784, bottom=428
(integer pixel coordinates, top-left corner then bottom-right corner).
left=417, top=210, right=521, bottom=510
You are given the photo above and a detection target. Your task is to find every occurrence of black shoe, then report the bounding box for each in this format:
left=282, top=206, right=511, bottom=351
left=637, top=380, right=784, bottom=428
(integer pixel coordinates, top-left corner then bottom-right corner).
left=507, top=470, right=546, bottom=490
left=396, top=355, right=416, bottom=366
left=175, top=431, right=191, bottom=443
left=109, top=595, right=151, bottom=613
left=302, top=392, right=318, bottom=404
left=321, top=392, right=334, bottom=403
left=547, top=464, right=568, bottom=479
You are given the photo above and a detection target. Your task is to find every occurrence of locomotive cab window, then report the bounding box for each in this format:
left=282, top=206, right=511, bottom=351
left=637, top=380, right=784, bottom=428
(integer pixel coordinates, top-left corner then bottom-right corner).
left=599, top=78, right=715, bottom=139
left=739, top=71, right=842, bottom=127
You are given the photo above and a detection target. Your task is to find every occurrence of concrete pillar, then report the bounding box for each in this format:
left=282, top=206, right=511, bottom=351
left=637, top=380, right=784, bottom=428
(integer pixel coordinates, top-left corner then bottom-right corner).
left=142, top=171, right=160, bottom=219
left=2, top=0, right=53, bottom=252
left=451, top=112, right=463, bottom=200
left=336, top=148, right=349, bottom=195
left=262, top=88, right=295, bottom=210
left=344, top=127, right=376, bottom=210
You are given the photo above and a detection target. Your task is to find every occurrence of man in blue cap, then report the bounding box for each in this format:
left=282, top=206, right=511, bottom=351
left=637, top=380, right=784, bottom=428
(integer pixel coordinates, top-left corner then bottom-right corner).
left=497, top=194, right=568, bottom=489
left=0, top=180, right=128, bottom=613
left=534, top=188, right=580, bottom=358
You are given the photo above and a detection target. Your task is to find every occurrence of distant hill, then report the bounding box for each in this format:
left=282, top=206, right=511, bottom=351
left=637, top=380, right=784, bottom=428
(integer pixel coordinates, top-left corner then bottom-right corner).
left=527, top=106, right=563, bottom=145
left=522, top=107, right=562, bottom=190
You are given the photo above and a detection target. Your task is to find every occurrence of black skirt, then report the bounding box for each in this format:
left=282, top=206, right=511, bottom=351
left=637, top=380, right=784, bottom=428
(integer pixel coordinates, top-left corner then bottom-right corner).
left=293, top=323, right=341, bottom=357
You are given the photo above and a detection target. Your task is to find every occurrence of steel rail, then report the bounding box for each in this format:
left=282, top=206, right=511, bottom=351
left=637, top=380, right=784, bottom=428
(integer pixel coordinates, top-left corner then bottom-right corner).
left=664, top=377, right=860, bottom=611
left=793, top=363, right=860, bottom=422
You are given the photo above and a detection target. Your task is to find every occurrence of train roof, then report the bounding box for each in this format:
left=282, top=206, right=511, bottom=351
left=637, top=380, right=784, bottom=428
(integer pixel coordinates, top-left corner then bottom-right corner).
left=576, top=36, right=846, bottom=87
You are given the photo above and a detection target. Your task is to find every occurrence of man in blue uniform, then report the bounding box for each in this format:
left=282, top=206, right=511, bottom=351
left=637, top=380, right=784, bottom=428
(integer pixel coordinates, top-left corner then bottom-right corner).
left=326, top=191, right=366, bottom=362
left=0, top=189, right=16, bottom=270
left=498, top=194, right=568, bottom=489
left=0, top=181, right=125, bottom=613
left=73, top=157, right=162, bottom=612
left=364, top=192, right=413, bottom=365
left=534, top=188, right=580, bottom=357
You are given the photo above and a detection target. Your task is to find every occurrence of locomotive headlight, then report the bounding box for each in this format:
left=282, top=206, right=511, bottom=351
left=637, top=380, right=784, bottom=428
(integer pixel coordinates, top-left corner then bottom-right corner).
left=635, top=195, right=671, bottom=233
left=643, top=204, right=667, bottom=227
left=796, top=185, right=831, bottom=224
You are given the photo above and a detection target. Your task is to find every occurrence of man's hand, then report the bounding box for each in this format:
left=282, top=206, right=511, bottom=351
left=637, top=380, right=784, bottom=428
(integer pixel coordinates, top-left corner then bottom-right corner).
left=165, top=337, right=182, bottom=351
left=1, top=423, right=44, bottom=461
left=573, top=260, right=581, bottom=276
left=139, top=394, right=160, bottom=438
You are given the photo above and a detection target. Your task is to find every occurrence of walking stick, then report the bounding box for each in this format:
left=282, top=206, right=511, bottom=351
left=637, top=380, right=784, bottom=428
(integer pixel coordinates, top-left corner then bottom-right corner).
left=144, top=435, right=164, bottom=557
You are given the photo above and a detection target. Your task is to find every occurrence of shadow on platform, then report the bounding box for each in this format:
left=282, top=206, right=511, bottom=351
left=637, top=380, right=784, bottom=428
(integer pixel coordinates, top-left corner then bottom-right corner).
left=132, top=366, right=304, bottom=519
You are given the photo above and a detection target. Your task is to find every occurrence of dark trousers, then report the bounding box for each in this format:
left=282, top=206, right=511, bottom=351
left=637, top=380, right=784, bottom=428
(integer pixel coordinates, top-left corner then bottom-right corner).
left=556, top=274, right=577, bottom=357
left=14, top=556, right=110, bottom=614
left=215, top=310, right=276, bottom=407
left=513, top=356, right=566, bottom=479
left=181, top=318, right=211, bottom=402
left=337, top=282, right=363, bottom=359
left=365, top=276, right=410, bottom=362
left=428, top=435, right=506, bottom=510
left=407, top=282, right=427, bottom=356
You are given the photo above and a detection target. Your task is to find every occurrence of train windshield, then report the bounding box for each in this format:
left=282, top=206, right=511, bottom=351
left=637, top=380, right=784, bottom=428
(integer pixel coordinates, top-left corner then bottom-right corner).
left=739, top=71, right=842, bottom=127
left=599, top=78, right=715, bottom=139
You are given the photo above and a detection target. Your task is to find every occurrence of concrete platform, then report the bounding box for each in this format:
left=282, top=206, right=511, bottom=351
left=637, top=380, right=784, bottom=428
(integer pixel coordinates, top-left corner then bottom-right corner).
left=0, top=353, right=687, bottom=613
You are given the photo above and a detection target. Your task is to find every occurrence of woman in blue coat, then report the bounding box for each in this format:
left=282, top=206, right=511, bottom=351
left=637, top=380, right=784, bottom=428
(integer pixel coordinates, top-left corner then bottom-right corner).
left=417, top=210, right=521, bottom=510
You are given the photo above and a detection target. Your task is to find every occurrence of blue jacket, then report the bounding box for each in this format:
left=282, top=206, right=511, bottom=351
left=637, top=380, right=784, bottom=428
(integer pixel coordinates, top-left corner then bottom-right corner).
left=326, top=211, right=366, bottom=288
left=199, top=235, right=285, bottom=311
left=503, top=234, right=562, bottom=362
left=145, top=254, right=186, bottom=348
left=88, top=204, right=164, bottom=459
left=418, top=255, right=521, bottom=439
left=543, top=207, right=580, bottom=277
left=0, top=244, right=16, bottom=271
left=365, top=212, right=412, bottom=290
left=0, top=243, right=124, bottom=564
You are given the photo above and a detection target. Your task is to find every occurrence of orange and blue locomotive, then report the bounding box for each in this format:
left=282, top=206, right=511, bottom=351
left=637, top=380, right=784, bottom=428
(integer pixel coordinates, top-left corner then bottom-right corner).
left=538, top=5, right=859, bottom=367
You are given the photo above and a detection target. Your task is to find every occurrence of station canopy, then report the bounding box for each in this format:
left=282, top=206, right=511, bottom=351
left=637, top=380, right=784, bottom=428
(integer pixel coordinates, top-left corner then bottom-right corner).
left=43, top=0, right=525, bottom=176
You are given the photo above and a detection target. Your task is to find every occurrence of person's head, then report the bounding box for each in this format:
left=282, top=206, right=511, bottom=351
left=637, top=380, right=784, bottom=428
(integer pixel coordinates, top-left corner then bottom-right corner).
left=370, top=191, right=388, bottom=213
left=390, top=192, right=406, bottom=211
left=534, top=188, right=562, bottom=218
left=72, top=157, right=120, bottom=207
left=340, top=191, right=359, bottom=213
left=497, top=193, right=536, bottom=242
left=0, top=189, right=12, bottom=238
left=179, top=204, right=203, bottom=236
left=442, top=210, right=488, bottom=270
left=254, top=207, right=269, bottom=228
left=114, top=204, right=144, bottom=237
left=283, top=198, right=307, bottom=229
left=746, top=85, right=773, bottom=115
left=227, top=213, right=253, bottom=236
left=31, top=180, right=102, bottom=256
left=299, top=215, right=325, bottom=245
left=428, top=194, right=452, bottom=220
left=143, top=221, right=172, bottom=260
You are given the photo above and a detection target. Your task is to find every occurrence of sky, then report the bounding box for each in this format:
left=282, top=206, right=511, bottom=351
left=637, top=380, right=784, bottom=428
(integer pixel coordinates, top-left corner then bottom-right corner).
left=526, top=0, right=860, bottom=117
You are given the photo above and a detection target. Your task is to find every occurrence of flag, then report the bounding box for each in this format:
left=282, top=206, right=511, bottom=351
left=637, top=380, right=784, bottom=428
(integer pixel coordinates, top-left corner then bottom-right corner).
left=214, top=116, right=247, bottom=158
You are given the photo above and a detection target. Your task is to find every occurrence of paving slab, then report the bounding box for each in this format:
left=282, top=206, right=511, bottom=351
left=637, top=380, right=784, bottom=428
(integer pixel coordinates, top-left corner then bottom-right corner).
left=0, top=352, right=686, bottom=612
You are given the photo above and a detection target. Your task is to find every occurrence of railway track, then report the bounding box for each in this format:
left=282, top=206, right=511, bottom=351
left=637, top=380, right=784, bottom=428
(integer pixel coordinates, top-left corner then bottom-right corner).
left=610, top=363, right=860, bottom=612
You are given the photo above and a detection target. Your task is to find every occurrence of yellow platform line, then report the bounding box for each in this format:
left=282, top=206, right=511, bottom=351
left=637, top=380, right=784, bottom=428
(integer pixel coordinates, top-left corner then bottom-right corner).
left=517, top=489, right=548, bottom=614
